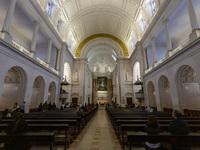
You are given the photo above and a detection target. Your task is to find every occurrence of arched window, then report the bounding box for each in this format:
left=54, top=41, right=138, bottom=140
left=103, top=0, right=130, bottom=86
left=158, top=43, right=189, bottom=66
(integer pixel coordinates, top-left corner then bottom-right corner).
left=69, top=41, right=74, bottom=50
left=138, top=14, right=147, bottom=32
left=63, top=62, right=71, bottom=83
left=146, top=0, right=157, bottom=16
left=133, top=62, right=141, bottom=83
left=46, top=0, right=56, bottom=17
left=130, top=39, right=134, bottom=48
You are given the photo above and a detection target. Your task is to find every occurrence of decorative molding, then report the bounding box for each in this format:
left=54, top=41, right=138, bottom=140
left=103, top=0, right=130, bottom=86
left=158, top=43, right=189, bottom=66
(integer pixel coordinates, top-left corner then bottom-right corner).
left=75, top=33, right=129, bottom=57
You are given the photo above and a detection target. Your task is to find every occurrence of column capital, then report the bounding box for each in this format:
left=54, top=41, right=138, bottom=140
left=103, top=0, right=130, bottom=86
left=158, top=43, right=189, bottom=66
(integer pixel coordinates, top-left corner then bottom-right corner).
left=162, top=18, right=169, bottom=24
left=34, top=21, right=40, bottom=27
left=150, top=36, right=155, bottom=42
left=48, top=37, right=52, bottom=41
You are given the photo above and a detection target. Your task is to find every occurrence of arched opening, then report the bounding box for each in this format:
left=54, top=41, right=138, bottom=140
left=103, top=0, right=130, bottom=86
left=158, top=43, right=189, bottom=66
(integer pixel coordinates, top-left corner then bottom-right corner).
left=177, top=65, right=200, bottom=111
left=159, top=75, right=173, bottom=111
left=133, top=62, right=141, bottom=103
left=63, top=62, right=71, bottom=83
left=30, top=76, right=45, bottom=110
left=48, top=81, right=56, bottom=103
left=63, top=62, right=71, bottom=102
left=147, top=81, right=157, bottom=108
left=0, top=66, right=27, bottom=111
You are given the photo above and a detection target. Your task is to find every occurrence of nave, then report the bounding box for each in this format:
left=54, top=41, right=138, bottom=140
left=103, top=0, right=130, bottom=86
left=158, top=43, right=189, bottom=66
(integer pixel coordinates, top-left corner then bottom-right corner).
left=68, top=107, right=121, bottom=150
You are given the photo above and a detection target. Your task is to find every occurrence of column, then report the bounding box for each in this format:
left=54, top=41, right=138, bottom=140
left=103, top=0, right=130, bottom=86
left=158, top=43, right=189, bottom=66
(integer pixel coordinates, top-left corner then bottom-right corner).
left=186, top=0, right=200, bottom=41
left=0, top=0, right=17, bottom=44
left=59, top=42, right=67, bottom=76
left=56, top=49, right=61, bottom=71
left=163, top=19, right=172, bottom=58
left=151, top=37, right=157, bottom=68
left=46, top=38, right=52, bottom=67
left=30, top=21, right=40, bottom=58
left=143, top=49, right=148, bottom=70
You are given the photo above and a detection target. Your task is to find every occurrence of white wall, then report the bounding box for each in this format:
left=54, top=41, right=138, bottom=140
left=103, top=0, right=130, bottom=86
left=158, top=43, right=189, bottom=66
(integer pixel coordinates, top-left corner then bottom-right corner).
left=0, top=39, right=60, bottom=112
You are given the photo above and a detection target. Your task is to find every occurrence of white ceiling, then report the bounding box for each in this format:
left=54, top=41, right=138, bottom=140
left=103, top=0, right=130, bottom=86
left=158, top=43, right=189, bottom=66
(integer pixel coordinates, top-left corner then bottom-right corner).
left=47, top=0, right=148, bottom=56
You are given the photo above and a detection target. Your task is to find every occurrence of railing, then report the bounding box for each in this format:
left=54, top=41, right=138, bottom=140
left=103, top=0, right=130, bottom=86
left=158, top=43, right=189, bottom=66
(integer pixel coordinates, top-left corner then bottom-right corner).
left=145, top=66, right=153, bottom=74
left=145, top=38, right=190, bottom=74
left=12, top=41, right=32, bottom=57
left=155, top=56, right=166, bottom=67
left=11, top=40, right=59, bottom=74
left=36, top=57, right=49, bottom=68
left=50, top=67, right=59, bottom=74
left=171, top=39, right=190, bottom=55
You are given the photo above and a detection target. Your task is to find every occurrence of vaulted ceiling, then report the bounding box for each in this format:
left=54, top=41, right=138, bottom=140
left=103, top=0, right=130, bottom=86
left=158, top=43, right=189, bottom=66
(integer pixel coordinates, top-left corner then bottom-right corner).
left=37, top=0, right=160, bottom=57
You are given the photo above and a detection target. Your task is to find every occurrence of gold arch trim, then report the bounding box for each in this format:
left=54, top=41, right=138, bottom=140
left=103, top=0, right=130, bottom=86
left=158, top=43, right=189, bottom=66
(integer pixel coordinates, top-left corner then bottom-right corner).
left=75, top=33, right=129, bottom=57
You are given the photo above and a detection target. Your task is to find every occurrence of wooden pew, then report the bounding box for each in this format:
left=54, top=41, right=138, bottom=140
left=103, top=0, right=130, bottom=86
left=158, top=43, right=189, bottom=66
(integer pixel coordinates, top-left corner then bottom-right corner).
left=127, top=131, right=200, bottom=150
left=120, top=124, right=200, bottom=149
left=0, top=132, right=55, bottom=150
left=1, top=119, right=79, bottom=138
left=0, top=124, right=69, bottom=150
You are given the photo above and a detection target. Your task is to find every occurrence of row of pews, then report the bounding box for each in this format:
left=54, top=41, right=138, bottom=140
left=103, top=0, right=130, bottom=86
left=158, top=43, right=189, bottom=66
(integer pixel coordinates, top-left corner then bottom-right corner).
left=0, top=107, right=98, bottom=150
left=106, top=108, right=200, bottom=150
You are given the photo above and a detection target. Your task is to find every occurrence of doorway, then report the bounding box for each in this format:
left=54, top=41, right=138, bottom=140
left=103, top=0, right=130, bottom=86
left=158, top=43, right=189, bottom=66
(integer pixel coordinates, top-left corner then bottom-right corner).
left=72, top=98, right=78, bottom=106
left=127, top=97, right=132, bottom=106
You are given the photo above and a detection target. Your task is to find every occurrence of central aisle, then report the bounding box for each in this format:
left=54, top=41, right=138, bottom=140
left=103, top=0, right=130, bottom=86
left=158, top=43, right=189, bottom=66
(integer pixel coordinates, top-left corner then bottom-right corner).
left=69, top=108, right=121, bottom=150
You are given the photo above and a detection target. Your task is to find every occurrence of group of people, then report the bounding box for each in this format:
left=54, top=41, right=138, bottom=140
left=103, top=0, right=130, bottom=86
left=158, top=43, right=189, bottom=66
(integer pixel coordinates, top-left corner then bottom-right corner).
left=38, top=101, right=56, bottom=112
left=144, top=110, right=190, bottom=150
left=1, top=101, right=26, bottom=119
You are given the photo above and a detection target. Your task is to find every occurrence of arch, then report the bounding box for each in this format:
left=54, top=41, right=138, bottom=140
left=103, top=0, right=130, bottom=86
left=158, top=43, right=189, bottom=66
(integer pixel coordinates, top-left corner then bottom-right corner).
left=158, top=75, right=173, bottom=111
left=176, top=65, right=200, bottom=111
left=63, top=61, right=71, bottom=83
left=133, top=61, right=141, bottom=83
left=75, top=34, right=129, bottom=57
left=0, top=66, right=27, bottom=111
left=30, top=76, right=45, bottom=109
left=47, top=81, right=56, bottom=103
left=147, top=81, right=157, bottom=107
left=82, top=40, right=122, bottom=58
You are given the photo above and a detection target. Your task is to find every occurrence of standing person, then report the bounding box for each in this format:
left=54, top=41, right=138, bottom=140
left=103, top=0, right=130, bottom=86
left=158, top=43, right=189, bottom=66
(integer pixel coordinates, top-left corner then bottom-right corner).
left=52, top=102, right=56, bottom=110
left=48, top=102, right=52, bottom=110
left=42, top=101, right=48, bottom=111
left=38, top=103, right=43, bottom=112
left=168, top=110, right=190, bottom=150
left=19, top=101, right=26, bottom=114
left=143, top=115, right=162, bottom=150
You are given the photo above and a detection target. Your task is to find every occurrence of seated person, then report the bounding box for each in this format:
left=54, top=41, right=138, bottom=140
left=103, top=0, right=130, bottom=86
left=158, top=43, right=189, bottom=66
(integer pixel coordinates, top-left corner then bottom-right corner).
left=76, top=107, right=85, bottom=126
left=145, top=106, right=154, bottom=112
left=168, top=110, right=190, bottom=150
left=60, top=102, right=65, bottom=110
left=144, top=115, right=162, bottom=150
left=1, top=108, right=11, bottom=119
left=5, top=112, right=31, bottom=150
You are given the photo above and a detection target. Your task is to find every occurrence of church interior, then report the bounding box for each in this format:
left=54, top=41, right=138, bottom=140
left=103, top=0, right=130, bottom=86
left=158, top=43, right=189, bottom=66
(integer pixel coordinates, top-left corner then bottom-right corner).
left=0, top=0, right=200, bottom=149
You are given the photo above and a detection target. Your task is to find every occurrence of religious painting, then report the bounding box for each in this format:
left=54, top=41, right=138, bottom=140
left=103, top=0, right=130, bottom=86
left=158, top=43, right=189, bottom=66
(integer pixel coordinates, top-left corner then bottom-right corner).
left=97, top=77, right=107, bottom=91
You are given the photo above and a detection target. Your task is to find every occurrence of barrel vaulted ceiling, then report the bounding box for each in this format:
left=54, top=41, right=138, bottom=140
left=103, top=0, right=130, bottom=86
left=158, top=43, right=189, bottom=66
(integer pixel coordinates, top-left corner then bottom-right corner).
left=37, top=0, right=163, bottom=57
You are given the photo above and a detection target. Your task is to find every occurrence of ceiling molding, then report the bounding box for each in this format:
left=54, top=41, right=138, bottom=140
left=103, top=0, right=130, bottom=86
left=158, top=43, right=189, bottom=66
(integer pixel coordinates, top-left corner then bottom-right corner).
left=75, top=33, right=129, bottom=57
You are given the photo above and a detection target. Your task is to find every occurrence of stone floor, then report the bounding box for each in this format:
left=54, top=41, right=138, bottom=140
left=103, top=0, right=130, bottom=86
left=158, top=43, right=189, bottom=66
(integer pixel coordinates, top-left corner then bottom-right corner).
left=68, top=107, right=121, bottom=150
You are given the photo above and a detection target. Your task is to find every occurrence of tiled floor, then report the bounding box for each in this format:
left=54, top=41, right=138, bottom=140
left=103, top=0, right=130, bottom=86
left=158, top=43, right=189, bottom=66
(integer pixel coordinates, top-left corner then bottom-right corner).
left=68, top=107, right=122, bottom=150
